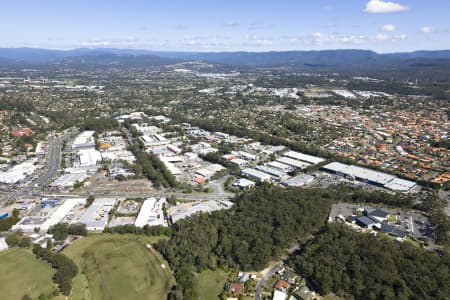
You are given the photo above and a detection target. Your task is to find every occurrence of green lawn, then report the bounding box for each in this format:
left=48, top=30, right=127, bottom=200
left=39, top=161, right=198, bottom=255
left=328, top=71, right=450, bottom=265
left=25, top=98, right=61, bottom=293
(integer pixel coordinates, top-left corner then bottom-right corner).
left=405, top=236, right=422, bottom=248
left=196, top=269, right=229, bottom=300
left=63, top=234, right=174, bottom=300
left=0, top=248, right=58, bottom=300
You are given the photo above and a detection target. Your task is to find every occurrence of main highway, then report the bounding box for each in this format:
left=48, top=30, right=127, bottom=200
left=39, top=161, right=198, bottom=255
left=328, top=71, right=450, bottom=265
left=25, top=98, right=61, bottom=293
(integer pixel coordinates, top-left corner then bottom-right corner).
left=0, top=133, right=68, bottom=205
left=34, top=134, right=64, bottom=187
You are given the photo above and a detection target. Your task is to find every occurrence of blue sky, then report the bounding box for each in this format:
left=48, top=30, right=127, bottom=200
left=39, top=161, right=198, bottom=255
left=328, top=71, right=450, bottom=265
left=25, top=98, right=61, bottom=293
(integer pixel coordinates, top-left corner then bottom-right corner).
left=1, top=0, right=449, bottom=52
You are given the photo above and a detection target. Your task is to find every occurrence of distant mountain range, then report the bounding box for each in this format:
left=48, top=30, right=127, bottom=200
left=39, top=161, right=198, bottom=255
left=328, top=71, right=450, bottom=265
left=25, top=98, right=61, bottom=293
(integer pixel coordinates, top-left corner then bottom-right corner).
left=1, top=47, right=450, bottom=73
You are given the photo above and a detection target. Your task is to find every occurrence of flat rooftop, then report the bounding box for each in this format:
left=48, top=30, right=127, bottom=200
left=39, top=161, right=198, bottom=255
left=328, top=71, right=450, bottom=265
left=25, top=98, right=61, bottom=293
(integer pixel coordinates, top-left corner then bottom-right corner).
left=79, top=198, right=118, bottom=231
left=283, top=151, right=325, bottom=165
left=276, top=157, right=311, bottom=169
left=322, top=162, right=395, bottom=185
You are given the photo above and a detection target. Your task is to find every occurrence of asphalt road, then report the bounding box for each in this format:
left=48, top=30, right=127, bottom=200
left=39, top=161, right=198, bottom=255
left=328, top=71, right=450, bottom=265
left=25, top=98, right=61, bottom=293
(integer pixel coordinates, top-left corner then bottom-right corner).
left=254, top=261, right=283, bottom=300
left=0, top=134, right=66, bottom=205
left=35, top=135, right=64, bottom=187
left=49, top=190, right=233, bottom=202
left=254, top=243, right=300, bottom=300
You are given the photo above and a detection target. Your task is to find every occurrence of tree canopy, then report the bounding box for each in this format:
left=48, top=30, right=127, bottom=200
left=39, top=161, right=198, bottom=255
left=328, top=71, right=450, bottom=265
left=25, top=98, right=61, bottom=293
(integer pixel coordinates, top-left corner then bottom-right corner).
left=155, top=185, right=333, bottom=299
left=289, top=224, right=450, bottom=300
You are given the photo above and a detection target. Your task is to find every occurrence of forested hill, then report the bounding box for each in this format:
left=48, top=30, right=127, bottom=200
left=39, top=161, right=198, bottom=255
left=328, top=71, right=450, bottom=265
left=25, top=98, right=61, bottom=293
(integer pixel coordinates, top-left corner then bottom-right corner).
left=289, top=224, right=450, bottom=300
left=154, top=185, right=333, bottom=299
left=160, top=49, right=450, bottom=79
left=160, top=49, right=388, bottom=67
left=1, top=47, right=450, bottom=74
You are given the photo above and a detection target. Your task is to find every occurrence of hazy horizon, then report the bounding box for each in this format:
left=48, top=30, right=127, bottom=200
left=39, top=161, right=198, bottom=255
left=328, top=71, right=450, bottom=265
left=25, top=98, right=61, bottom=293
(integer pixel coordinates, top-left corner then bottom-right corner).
left=1, top=0, right=450, bottom=53
left=1, top=46, right=450, bottom=54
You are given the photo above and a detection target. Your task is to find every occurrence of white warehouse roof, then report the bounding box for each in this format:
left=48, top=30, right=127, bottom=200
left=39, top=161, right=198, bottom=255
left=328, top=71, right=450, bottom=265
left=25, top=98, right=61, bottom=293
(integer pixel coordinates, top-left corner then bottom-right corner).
left=267, top=161, right=293, bottom=172
left=0, top=158, right=38, bottom=184
left=159, top=157, right=182, bottom=175
left=322, top=162, right=417, bottom=192
left=77, top=150, right=102, bottom=167
left=79, top=198, right=117, bottom=231
left=72, top=131, right=95, bottom=149
left=135, top=198, right=166, bottom=227
left=12, top=198, right=87, bottom=232
left=384, top=178, right=417, bottom=192
left=42, top=198, right=86, bottom=230
left=241, top=168, right=271, bottom=182
left=323, top=162, right=395, bottom=185
left=284, top=151, right=325, bottom=165
left=276, top=157, right=311, bottom=170
left=282, top=174, right=314, bottom=186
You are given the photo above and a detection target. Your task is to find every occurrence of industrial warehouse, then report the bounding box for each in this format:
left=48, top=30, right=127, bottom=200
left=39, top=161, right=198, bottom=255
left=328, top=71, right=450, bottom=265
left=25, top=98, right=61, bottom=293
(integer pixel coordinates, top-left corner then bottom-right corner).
left=12, top=198, right=86, bottom=232
left=0, top=158, right=39, bottom=185
left=79, top=198, right=119, bottom=232
left=135, top=197, right=167, bottom=227
left=237, top=150, right=325, bottom=185
left=321, top=162, right=418, bottom=192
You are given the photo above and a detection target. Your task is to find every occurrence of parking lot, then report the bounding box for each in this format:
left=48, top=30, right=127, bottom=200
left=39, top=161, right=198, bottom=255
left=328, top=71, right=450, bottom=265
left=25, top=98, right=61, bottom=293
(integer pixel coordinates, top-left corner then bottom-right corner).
left=329, top=202, right=435, bottom=248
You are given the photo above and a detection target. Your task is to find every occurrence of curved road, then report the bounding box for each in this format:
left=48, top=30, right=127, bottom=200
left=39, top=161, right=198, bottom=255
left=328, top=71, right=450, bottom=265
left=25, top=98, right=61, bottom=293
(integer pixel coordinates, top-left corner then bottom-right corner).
left=254, top=242, right=300, bottom=300
left=254, top=261, right=284, bottom=300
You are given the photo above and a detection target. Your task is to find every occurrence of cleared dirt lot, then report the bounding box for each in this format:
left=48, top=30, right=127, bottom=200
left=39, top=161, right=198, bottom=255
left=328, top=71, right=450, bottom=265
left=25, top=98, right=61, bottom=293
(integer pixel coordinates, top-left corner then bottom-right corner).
left=84, top=178, right=154, bottom=193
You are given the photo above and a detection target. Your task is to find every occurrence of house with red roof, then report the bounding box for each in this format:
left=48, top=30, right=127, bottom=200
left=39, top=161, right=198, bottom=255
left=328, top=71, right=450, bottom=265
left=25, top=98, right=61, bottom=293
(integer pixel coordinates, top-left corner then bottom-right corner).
left=230, top=283, right=244, bottom=296
left=10, top=128, right=33, bottom=137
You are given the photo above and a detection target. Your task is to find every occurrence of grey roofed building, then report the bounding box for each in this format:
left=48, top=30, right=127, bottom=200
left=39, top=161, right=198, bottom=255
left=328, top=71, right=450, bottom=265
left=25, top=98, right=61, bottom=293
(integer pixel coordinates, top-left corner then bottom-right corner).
left=267, top=161, right=293, bottom=172
left=255, top=165, right=288, bottom=180
left=355, top=216, right=378, bottom=228
left=365, top=208, right=389, bottom=222
left=390, top=228, right=407, bottom=238
left=377, top=223, right=406, bottom=239
left=276, top=157, right=311, bottom=169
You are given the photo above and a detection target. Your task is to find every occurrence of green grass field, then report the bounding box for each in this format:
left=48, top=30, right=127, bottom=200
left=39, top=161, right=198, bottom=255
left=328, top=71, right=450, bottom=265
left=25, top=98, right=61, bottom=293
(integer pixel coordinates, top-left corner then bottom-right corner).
left=196, top=269, right=229, bottom=300
left=63, top=234, right=174, bottom=300
left=0, top=248, right=58, bottom=300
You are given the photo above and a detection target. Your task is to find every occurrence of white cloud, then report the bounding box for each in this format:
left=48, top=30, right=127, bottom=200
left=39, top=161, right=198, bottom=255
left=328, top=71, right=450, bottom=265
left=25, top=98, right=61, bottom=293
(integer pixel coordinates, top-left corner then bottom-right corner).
left=420, top=26, right=433, bottom=33
left=244, top=34, right=273, bottom=46
left=365, top=0, right=409, bottom=13
left=374, top=33, right=388, bottom=41
left=394, top=34, right=407, bottom=40
left=301, top=32, right=407, bottom=45
left=81, top=39, right=113, bottom=47
left=381, top=24, right=396, bottom=32
left=80, top=37, right=171, bottom=49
